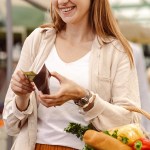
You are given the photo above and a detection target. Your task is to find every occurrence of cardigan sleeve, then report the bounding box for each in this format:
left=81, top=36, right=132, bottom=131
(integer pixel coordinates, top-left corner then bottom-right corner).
left=83, top=45, right=141, bottom=131
left=2, top=28, right=42, bottom=136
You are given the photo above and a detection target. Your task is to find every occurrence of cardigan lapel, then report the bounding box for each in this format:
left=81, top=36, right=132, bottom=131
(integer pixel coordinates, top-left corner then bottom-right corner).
left=29, top=28, right=56, bottom=74
left=27, top=28, right=56, bottom=150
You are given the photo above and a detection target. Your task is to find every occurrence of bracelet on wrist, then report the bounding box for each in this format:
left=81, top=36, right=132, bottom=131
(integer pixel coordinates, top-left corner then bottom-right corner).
left=83, top=94, right=96, bottom=111
left=74, top=89, right=95, bottom=110
left=82, top=94, right=95, bottom=109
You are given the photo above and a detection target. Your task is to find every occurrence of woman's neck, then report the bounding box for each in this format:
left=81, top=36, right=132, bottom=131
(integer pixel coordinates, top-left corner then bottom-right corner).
left=62, top=22, right=94, bottom=44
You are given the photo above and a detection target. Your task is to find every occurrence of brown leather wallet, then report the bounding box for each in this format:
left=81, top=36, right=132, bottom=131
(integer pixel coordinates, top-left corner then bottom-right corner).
left=33, top=64, right=50, bottom=94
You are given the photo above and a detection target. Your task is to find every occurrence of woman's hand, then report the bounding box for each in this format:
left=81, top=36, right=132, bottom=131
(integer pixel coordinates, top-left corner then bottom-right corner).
left=11, top=70, right=35, bottom=111
left=38, top=71, right=86, bottom=107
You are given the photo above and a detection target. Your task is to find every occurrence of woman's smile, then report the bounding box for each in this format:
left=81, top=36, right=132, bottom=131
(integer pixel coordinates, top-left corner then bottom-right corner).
left=51, top=0, right=91, bottom=24
left=59, top=6, right=76, bottom=16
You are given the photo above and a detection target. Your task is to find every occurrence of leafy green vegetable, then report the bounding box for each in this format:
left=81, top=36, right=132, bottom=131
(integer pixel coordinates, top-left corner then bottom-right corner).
left=111, top=130, right=118, bottom=139
left=64, top=122, right=94, bottom=150
left=103, top=130, right=111, bottom=136
left=64, top=122, right=92, bottom=140
left=83, top=144, right=95, bottom=150
left=103, top=130, right=118, bottom=139
left=121, top=136, right=129, bottom=144
left=65, top=122, right=129, bottom=150
left=103, top=130, right=129, bottom=144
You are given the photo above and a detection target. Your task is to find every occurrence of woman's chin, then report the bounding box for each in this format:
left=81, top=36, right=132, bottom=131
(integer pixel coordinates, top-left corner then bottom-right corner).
left=61, top=18, right=76, bottom=25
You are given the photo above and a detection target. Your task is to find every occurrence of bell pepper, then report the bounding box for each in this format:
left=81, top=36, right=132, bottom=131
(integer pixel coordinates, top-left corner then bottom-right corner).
left=108, top=124, right=144, bottom=145
left=132, top=138, right=150, bottom=150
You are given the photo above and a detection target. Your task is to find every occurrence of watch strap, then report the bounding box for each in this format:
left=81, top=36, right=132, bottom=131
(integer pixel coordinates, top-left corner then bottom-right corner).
left=74, top=89, right=92, bottom=107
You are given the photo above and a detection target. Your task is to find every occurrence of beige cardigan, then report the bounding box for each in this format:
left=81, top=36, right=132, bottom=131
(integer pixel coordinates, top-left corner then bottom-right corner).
left=3, top=28, right=140, bottom=150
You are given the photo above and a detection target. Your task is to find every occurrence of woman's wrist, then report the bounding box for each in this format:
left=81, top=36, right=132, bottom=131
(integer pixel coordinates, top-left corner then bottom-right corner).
left=76, top=87, right=87, bottom=99
left=74, top=89, right=91, bottom=106
left=15, top=95, right=30, bottom=111
left=74, top=89, right=96, bottom=111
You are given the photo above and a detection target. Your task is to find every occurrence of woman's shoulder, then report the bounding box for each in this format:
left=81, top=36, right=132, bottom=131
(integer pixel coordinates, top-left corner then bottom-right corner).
left=28, top=27, right=56, bottom=38
left=103, top=37, right=126, bottom=53
left=110, top=39, right=126, bottom=53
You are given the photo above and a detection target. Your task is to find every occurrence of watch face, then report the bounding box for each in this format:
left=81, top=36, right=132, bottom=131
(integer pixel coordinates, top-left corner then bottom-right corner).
left=74, top=90, right=92, bottom=107
left=80, top=98, right=88, bottom=105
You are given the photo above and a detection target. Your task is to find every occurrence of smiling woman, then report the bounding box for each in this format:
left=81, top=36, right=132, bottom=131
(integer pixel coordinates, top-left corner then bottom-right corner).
left=51, top=0, right=91, bottom=24
left=3, top=0, right=141, bottom=150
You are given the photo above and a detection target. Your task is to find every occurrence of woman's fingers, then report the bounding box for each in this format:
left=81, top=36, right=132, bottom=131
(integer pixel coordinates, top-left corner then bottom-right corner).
left=38, top=98, right=64, bottom=107
left=11, top=85, right=32, bottom=94
left=37, top=72, right=84, bottom=107
left=17, top=70, right=26, bottom=80
left=12, top=72, right=26, bottom=83
left=38, top=91, right=65, bottom=107
left=38, top=92, right=60, bottom=101
left=40, top=93, right=61, bottom=99
left=11, top=78, right=33, bottom=93
left=11, top=70, right=35, bottom=95
left=11, top=78, right=34, bottom=89
left=50, top=71, right=66, bottom=83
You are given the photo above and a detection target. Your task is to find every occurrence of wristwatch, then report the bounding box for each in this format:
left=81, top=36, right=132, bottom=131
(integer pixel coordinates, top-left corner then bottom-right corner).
left=74, top=90, right=92, bottom=107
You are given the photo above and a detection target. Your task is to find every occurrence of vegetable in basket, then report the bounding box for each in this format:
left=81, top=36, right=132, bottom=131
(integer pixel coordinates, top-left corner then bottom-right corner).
left=132, top=138, right=150, bottom=150
left=108, top=124, right=145, bottom=145
left=65, top=123, right=146, bottom=150
left=83, top=129, right=132, bottom=150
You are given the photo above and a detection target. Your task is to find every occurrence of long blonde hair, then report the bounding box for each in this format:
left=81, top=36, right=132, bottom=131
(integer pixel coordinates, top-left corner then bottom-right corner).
left=42, top=0, right=134, bottom=67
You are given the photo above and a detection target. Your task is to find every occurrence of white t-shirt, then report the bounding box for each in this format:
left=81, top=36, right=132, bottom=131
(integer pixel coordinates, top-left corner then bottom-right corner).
left=36, top=45, right=91, bottom=149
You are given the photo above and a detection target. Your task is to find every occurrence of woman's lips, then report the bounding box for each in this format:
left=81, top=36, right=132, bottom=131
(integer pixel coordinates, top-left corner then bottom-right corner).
left=60, top=6, right=76, bottom=14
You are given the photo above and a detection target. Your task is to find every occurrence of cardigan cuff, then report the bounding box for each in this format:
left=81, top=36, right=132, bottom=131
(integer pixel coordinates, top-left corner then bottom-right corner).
left=84, top=94, right=107, bottom=121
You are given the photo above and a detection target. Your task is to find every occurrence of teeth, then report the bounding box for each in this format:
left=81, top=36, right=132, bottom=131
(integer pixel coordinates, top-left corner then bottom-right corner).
left=61, top=7, right=73, bottom=12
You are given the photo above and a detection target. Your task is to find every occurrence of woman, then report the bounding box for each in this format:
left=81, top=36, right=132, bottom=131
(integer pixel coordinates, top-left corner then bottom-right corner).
left=3, top=0, right=141, bottom=150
